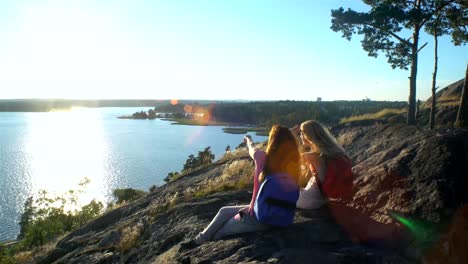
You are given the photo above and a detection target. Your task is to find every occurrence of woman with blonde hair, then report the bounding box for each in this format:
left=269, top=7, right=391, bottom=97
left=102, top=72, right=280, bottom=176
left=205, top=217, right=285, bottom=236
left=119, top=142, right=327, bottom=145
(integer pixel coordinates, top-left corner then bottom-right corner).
left=295, top=120, right=353, bottom=209
left=295, top=121, right=409, bottom=245
left=186, top=125, right=301, bottom=246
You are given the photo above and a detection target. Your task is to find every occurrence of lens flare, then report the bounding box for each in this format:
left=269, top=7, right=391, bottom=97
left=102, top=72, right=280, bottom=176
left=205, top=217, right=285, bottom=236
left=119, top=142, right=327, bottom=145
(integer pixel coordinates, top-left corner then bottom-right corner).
left=185, top=126, right=204, bottom=146
left=390, top=211, right=436, bottom=241
left=192, top=103, right=215, bottom=125
left=184, top=104, right=193, bottom=113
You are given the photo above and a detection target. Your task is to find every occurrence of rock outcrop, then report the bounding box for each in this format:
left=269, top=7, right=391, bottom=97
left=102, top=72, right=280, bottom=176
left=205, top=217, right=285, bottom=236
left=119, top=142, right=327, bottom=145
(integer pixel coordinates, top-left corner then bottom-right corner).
left=338, top=124, right=468, bottom=224
left=38, top=124, right=468, bottom=264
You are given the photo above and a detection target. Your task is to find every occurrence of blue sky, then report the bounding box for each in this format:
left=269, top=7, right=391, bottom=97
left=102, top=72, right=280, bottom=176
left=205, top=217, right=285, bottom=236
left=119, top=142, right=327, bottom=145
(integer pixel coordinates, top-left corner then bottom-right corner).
left=0, top=0, right=466, bottom=101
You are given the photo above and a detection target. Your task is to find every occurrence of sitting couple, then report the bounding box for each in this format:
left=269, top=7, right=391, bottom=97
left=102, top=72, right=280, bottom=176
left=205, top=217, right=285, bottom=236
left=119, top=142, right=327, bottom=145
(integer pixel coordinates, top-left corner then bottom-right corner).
left=188, top=120, right=352, bottom=245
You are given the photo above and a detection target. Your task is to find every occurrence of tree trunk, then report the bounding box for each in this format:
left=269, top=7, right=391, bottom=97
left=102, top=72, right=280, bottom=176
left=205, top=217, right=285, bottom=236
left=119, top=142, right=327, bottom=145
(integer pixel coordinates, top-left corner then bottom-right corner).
left=407, top=29, right=420, bottom=125
left=429, top=31, right=439, bottom=130
left=416, top=100, right=421, bottom=121
left=455, top=65, right=468, bottom=127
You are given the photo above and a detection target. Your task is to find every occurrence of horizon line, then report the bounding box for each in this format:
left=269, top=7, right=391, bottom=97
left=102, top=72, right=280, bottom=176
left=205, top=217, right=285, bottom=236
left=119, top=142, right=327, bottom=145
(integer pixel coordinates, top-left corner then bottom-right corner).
left=0, top=98, right=408, bottom=103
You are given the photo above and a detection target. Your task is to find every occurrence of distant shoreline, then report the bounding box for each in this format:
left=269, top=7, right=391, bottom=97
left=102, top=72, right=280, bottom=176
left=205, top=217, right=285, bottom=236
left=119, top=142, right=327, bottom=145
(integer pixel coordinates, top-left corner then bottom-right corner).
left=0, top=99, right=407, bottom=112
left=161, top=117, right=229, bottom=126
left=166, top=118, right=269, bottom=136
left=0, top=99, right=222, bottom=112
left=118, top=115, right=269, bottom=135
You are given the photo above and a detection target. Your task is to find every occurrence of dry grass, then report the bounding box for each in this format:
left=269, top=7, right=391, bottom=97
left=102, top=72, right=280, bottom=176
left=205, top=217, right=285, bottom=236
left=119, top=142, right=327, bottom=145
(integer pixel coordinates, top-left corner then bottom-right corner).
left=340, top=108, right=406, bottom=124
left=105, top=200, right=129, bottom=212
left=148, top=202, right=171, bottom=221
left=218, top=148, right=249, bottom=163
left=13, top=251, right=33, bottom=263
left=152, top=244, right=180, bottom=264
left=423, top=95, right=460, bottom=108
left=183, top=159, right=254, bottom=198
left=187, top=143, right=265, bottom=198
left=438, top=101, right=460, bottom=107
left=438, top=94, right=460, bottom=103
left=116, top=222, right=144, bottom=252
left=14, top=251, right=34, bottom=263
left=219, top=142, right=267, bottom=164
left=13, top=240, right=59, bottom=263
left=148, top=191, right=182, bottom=222
left=151, top=145, right=261, bottom=217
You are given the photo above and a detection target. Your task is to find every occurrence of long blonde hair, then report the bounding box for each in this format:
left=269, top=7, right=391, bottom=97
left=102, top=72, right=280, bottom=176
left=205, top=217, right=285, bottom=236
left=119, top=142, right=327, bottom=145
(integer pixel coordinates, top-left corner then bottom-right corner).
left=300, top=120, right=346, bottom=158
left=260, top=125, right=301, bottom=183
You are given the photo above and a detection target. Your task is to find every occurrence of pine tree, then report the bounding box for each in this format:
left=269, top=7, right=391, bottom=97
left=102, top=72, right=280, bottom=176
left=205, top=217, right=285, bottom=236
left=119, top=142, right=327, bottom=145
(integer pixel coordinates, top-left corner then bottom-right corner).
left=331, top=0, right=466, bottom=125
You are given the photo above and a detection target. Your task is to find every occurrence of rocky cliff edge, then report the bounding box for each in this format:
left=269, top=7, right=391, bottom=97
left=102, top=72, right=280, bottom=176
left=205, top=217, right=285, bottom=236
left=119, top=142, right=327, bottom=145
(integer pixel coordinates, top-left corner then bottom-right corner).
left=38, top=124, right=468, bottom=264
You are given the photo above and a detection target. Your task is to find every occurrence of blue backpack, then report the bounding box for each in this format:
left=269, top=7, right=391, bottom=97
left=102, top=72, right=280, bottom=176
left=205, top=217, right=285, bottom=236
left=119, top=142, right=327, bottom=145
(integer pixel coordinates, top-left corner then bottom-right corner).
left=254, top=174, right=299, bottom=227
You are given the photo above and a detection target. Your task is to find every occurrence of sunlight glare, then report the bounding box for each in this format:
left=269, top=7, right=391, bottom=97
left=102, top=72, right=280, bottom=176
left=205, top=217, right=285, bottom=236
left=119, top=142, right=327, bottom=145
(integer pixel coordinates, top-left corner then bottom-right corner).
left=25, top=107, right=109, bottom=207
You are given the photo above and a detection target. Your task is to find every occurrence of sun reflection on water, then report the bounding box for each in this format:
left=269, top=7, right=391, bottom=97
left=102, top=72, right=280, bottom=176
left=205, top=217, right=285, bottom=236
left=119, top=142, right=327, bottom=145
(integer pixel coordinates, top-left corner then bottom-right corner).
left=25, top=107, right=110, bottom=207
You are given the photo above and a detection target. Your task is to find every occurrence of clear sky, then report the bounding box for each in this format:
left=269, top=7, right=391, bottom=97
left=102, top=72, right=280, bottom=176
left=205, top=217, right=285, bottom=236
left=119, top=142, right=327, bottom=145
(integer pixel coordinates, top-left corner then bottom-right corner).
left=0, top=0, right=466, bottom=101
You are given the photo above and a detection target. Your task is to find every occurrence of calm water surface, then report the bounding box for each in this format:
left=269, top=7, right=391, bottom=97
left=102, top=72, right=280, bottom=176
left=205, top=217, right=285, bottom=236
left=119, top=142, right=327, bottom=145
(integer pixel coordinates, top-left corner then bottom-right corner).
left=0, top=107, right=267, bottom=241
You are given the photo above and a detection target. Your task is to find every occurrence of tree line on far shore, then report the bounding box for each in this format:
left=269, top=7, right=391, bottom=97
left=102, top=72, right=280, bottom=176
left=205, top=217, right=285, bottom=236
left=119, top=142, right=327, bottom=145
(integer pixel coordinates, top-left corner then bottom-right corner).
left=154, top=100, right=407, bottom=127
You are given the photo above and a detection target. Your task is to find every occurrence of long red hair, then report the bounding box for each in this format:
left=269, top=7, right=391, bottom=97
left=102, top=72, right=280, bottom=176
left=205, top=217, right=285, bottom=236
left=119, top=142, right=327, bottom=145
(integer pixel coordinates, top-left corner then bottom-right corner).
left=260, top=125, right=301, bottom=184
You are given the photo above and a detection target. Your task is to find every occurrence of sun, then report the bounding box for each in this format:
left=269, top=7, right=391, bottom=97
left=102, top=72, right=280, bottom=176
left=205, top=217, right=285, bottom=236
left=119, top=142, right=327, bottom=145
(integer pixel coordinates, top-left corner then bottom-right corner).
left=24, top=107, right=109, bottom=207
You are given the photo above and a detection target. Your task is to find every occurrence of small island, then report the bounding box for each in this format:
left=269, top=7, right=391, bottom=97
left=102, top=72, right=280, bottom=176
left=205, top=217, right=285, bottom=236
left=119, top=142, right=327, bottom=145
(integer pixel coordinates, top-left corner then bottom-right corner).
left=118, top=109, right=158, bottom=119
left=118, top=107, right=268, bottom=135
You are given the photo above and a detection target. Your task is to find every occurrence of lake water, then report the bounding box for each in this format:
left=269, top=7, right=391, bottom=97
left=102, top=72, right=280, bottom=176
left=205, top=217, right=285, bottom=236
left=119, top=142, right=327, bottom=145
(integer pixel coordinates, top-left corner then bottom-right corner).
left=0, top=107, right=267, bottom=242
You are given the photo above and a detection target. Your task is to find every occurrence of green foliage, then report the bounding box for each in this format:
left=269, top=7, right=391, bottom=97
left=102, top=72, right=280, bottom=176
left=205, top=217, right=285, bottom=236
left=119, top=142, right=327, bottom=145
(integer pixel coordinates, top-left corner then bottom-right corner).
left=330, top=0, right=466, bottom=126
left=197, top=147, right=215, bottom=165
left=183, top=154, right=197, bottom=171
left=236, top=142, right=247, bottom=149
left=0, top=248, right=15, bottom=264
left=437, top=1, right=468, bottom=45
left=112, top=188, right=147, bottom=204
left=148, top=109, right=156, bottom=119
left=182, top=147, right=214, bottom=171
left=164, top=172, right=181, bottom=183
left=164, top=146, right=215, bottom=183
left=132, top=111, right=148, bottom=119
left=213, top=101, right=407, bottom=127
left=331, top=1, right=467, bottom=68
left=17, top=197, right=34, bottom=240
left=17, top=179, right=103, bottom=249
left=154, top=103, right=185, bottom=114
left=331, top=3, right=414, bottom=70
left=153, top=100, right=407, bottom=127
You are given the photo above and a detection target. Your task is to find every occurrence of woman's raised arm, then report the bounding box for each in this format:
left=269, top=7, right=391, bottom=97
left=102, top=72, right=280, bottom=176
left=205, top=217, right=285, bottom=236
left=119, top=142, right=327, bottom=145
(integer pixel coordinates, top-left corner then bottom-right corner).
left=244, top=135, right=257, bottom=159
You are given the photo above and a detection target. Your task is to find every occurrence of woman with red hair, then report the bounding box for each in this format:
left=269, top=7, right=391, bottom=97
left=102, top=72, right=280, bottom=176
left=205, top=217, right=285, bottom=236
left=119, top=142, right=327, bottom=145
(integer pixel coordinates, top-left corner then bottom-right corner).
left=188, top=125, right=301, bottom=245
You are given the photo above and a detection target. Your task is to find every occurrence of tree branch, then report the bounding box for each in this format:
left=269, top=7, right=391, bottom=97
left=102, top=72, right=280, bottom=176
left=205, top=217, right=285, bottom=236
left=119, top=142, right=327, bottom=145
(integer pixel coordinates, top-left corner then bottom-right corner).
left=362, top=22, right=413, bottom=46
left=420, top=0, right=457, bottom=27
left=417, top=42, right=428, bottom=53
left=364, top=0, right=457, bottom=46
left=388, top=31, right=413, bottom=47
